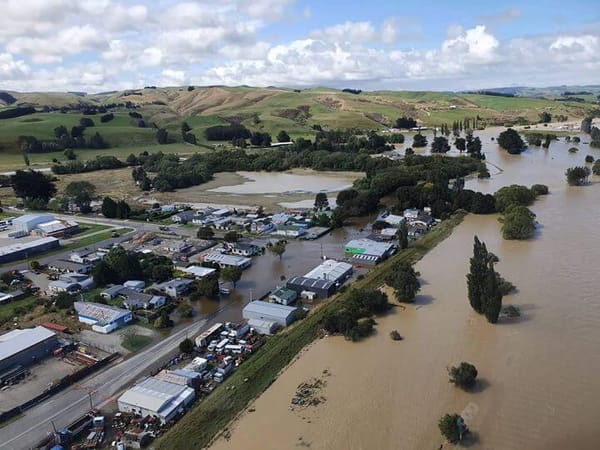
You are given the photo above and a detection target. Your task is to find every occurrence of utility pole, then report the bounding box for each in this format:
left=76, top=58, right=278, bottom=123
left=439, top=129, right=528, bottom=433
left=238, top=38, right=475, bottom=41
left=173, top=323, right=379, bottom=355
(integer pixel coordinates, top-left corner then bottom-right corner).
left=88, top=391, right=93, bottom=410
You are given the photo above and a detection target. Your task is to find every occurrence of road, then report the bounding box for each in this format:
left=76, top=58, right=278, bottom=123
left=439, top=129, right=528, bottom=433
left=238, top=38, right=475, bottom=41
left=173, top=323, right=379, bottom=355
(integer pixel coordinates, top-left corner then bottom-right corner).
left=0, top=302, right=245, bottom=450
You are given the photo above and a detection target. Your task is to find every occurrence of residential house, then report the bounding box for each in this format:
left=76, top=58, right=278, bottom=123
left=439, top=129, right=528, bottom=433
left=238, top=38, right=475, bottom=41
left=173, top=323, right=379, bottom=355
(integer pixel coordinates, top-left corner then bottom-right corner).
left=382, top=214, right=405, bottom=227
left=227, top=242, right=260, bottom=256
left=271, top=213, right=292, bottom=225
left=182, top=265, right=217, bottom=279
left=49, top=280, right=81, bottom=294
left=124, top=280, right=145, bottom=291
left=171, top=211, right=195, bottom=224
left=47, top=259, right=92, bottom=274
left=70, top=250, right=102, bottom=265
left=212, top=208, right=232, bottom=218
left=162, top=240, right=192, bottom=254
left=250, top=220, right=275, bottom=234
left=203, top=253, right=252, bottom=270
left=213, top=218, right=232, bottom=230
left=272, top=224, right=307, bottom=238
left=403, top=208, right=420, bottom=219
left=157, top=278, right=193, bottom=298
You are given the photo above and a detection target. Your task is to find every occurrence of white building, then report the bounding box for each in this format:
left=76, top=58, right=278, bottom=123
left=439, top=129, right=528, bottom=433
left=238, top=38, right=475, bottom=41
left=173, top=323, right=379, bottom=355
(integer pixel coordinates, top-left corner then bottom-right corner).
left=242, top=301, right=297, bottom=327
left=182, top=266, right=216, bottom=279
left=74, top=301, right=133, bottom=334
left=12, top=214, right=54, bottom=233
left=203, top=253, right=252, bottom=270
left=304, top=259, right=353, bottom=285
left=117, top=377, right=195, bottom=424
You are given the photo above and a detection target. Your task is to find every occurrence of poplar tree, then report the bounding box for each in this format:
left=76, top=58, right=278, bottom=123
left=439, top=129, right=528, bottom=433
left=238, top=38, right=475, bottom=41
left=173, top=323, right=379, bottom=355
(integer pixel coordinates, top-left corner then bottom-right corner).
left=483, top=261, right=503, bottom=324
left=466, top=236, right=487, bottom=314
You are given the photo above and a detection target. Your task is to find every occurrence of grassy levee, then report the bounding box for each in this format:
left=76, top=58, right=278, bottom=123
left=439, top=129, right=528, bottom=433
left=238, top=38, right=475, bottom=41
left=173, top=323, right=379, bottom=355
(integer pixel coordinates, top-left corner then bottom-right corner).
left=156, top=211, right=466, bottom=450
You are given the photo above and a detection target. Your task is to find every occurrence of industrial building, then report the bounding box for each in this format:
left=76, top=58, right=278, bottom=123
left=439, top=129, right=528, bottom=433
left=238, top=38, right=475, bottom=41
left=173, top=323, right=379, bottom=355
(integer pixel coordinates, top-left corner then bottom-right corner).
left=117, top=377, right=195, bottom=424
left=74, top=301, right=133, bottom=334
left=48, top=280, right=81, bottom=294
left=242, top=301, right=297, bottom=327
left=304, top=259, right=353, bottom=285
left=0, top=237, right=60, bottom=263
left=12, top=214, right=55, bottom=233
left=0, top=326, right=58, bottom=372
left=47, top=259, right=91, bottom=274
left=203, top=253, right=252, bottom=270
left=344, top=239, right=396, bottom=264
left=286, top=276, right=336, bottom=299
left=35, top=219, right=79, bottom=237
left=248, top=318, right=278, bottom=335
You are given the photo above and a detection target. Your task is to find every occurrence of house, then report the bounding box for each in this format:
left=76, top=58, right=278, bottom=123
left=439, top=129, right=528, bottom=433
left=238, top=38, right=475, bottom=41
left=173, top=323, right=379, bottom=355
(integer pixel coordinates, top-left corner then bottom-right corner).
left=250, top=220, right=275, bottom=234
left=403, top=208, right=420, bottom=219
left=157, top=278, right=193, bottom=297
left=124, top=280, right=145, bottom=292
left=49, top=280, right=81, bottom=294
left=182, top=266, right=217, bottom=279
left=212, top=208, right=231, bottom=218
left=271, top=213, right=292, bottom=225
left=272, top=224, right=306, bottom=238
left=162, top=240, right=192, bottom=254
left=70, top=250, right=102, bottom=265
left=411, top=214, right=435, bottom=228
left=379, top=228, right=399, bottom=240
left=47, top=259, right=92, bottom=274
left=122, top=290, right=166, bottom=310
left=101, top=285, right=126, bottom=300
left=171, top=211, right=195, bottom=224
left=382, top=214, right=405, bottom=227
left=74, top=301, right=133, bottom=333
left=203, top=253, right=252, bottom=270
left=213, top=218, right=232, bottom=230
left=59, top=273, right=94, bottom=291
left=242, top=301, right=297, bottom=327
left=269, top=287, right=298, bottom=305
left=227, top=243, right=260, bottom=257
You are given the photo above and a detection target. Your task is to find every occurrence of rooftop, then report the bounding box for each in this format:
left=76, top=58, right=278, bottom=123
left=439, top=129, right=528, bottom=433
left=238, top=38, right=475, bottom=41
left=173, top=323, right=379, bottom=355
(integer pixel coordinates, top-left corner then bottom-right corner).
left=12, top=214, right=53, bottom=224
left=118, top=376, right=193, bottom=414
left=74, top=301, right=130, bottom=325
left=304, top=259, right=353, bottom=282
left=345, top=239, right=395, bottom=257
left=204, top=253, right=251, bottom=266
left=182, top=266, right=216, bottom=278
left=0, top=237, right=59, bottom=257
left=287, top=276, right=335, bottom=291
left=243, top=300, right=296, bottom=318
left=0, top=326, right=56, bottom=362
left=37, top=219, right=78, bottom=233
left=158, top=278, right=193, bottom=290
left=271, top=287, right=297, bottom=302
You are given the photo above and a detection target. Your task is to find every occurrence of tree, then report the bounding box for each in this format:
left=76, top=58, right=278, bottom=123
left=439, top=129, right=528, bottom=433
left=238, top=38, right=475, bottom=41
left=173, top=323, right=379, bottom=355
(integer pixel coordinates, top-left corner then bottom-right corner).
left=565, top=166, right=591, bottom=186
left=466, top=236, right=488, bottom=314
left=277, top=130, right=291, bottom=142
left=220, top=266, right=242, bottom=287
left=448, top=362, right=478, bottom=389
left=154, top=311, right=173, bottom=328
left=80, top=117, right=95, bottom=127
left=178, top=303, right=193, bottom=318
left=64, top=148, right=76, bottom=160
left=438, top=413, right=466, bottom=444
left=501, top=205, right=536, bottom=240
left=585, top=155, right=595, bottom=163
left=431, top=136, right=450, bottom=153
left=455, top=137, right=466, bottom=152
left=581, top=117, right=592, bottom=134
left=386, top=261, right=420, bottom=302
left=530, top=184, right=549, bottom=196
left=179, top=338, right=194, bottom=354
left=497, top=128, right=526, bottom=154
left=54, top=125, right=68, bottom=139
left=482, top=261, right=503, bottom=323
left=156, top=128, right=169, bottom=144
left=224, top=231, right=241, bottom=243
left=396, top=220, right=409, bottom=250
left=11, top=170, right=57, bottom=203
left=54, top=291, right=75, bottom=309
left=101, top=197, right=117, bottom=218
left=396, top=117, right=417, bottom=129
left=269, top=240, right=286, bottom=259
left=314, top=192, right=329, bottom=210
left=197, top=226, right=214, bottom=240
left=538, top=111, right=552, bottom=123
left=181, top=122, right=191, bottom=134
left=494, top=184, right=536, bottom=212
left=191, top=275, right=219, bottom=300
left=65, top=181, right=96, bottom=213
left=88, top=132, right=108, bottom=149
left=412, top=133, right=427, bottom=148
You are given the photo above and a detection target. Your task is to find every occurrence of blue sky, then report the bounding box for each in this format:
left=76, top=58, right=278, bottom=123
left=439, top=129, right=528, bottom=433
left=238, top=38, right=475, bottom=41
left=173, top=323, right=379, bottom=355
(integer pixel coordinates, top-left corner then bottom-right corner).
left=1, top=0, right=599, bottom=92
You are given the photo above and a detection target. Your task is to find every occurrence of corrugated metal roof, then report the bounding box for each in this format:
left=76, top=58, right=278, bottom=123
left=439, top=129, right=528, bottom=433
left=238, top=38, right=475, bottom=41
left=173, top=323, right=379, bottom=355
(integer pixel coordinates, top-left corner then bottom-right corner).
left=243, top=301, right=296, bottom=318
left=287, top=276, right=335, bottom=290
left=0, top=237, right=59, bottom=257
left=74, top=301, right=130, bottom=325
left=0, top=326, right=56, bottom=362
left=304, top=259, right=352, bottom=283
left=118, top=377, right=188, bottom=413
left=344, top=239, right=395, bottom=257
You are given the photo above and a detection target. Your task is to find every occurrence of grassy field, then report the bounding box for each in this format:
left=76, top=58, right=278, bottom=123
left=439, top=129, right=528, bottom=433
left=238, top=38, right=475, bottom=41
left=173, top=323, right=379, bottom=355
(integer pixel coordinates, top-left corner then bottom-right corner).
left=0, top=295, right=38, bottom=325
left=121, top=333, right=153, bottom=352
left=155, top=211, right=467, bottom=450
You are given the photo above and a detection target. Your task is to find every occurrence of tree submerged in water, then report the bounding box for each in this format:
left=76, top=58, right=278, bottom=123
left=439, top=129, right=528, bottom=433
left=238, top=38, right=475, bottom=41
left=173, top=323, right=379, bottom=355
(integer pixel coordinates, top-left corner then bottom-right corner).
left=448, top=362, right=478, bottom=389
left=466, top=236, right=504, bottom=323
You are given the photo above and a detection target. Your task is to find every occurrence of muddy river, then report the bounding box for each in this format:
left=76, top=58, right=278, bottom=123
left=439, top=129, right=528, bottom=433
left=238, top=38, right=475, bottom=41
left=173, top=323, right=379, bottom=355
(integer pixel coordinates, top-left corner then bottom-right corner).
left=210, top=128, right=600, bottom=450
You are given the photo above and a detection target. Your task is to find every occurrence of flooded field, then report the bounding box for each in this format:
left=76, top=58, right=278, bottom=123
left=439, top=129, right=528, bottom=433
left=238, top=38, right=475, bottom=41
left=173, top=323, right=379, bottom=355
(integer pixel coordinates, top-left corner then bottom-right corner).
left=210, top=128, right=600, bottom=450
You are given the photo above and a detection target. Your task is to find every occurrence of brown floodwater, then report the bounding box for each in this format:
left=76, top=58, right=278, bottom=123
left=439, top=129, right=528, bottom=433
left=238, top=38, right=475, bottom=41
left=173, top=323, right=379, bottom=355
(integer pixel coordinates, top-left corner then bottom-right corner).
left=210, top=128, right=600, bottom=450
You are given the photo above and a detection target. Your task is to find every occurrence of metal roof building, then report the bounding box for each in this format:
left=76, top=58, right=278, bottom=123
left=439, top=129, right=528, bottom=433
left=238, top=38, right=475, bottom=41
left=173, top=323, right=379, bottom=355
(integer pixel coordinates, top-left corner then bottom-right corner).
left=182, top=265, right=216, bottom=279
left=117, top=377, right=195, bottom=424
left=242, top=301, right=297, bottom=326
left=344, top=239, right=396, bottom=264
left=12, top=214, right=54, bottom=233
left=203, top=252, right=252, bottom=269
left=74, top=301, right=133, bottom=334
left=286, top=276, right=336, bottom=299
left=0, top=237, right=60, bottom=263
left=304, top=259, right=353, bottom=284
left=0, top=326, right=58, bottom=372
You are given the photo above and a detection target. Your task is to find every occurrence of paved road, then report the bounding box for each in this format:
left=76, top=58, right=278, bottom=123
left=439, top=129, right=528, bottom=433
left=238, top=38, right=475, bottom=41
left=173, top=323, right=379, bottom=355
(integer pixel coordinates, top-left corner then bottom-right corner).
left=0, top=303, right=244, bottom=450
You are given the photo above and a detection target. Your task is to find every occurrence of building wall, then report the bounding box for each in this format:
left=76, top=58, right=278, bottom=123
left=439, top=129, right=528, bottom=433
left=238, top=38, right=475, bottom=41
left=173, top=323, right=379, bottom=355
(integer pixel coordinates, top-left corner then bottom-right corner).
left=0, top=239, right=60, bottom=264
left=243, top=308, right=296, bottom=326
left=0, top=335, right=59, bottom=372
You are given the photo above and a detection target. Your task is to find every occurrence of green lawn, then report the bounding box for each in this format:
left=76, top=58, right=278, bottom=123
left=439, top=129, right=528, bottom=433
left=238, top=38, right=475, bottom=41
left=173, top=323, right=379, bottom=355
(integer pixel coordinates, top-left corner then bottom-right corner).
left=74, top=223, right=111, bottom=237
left=156, top=211, right=467, bottom=449
left=121, top=333, right=153, bottom=352
left=0, top=295, right=38, bottom=325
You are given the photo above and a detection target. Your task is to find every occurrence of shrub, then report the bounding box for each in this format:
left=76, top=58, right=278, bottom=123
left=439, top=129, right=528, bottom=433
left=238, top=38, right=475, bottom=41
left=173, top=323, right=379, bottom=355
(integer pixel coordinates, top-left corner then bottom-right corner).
left=448, top=362, right=478, bottom=389
left=566, top=166, right=591, bottom=186
left=585, top=155, right=594, bottom=163
left=530, top=184, right=549, bottom=196
left=438, top=413, right=463, bottom=443
left=568, top=147, right=578, bottom=153
left=179, top=338, right=194, bottom=354
left=390, top=330, right=403, bottom=341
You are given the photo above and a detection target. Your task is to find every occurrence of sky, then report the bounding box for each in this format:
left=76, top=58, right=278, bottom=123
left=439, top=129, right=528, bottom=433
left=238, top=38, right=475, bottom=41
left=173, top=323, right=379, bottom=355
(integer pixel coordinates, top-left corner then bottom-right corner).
left=0, top=0, right=599, bottom=93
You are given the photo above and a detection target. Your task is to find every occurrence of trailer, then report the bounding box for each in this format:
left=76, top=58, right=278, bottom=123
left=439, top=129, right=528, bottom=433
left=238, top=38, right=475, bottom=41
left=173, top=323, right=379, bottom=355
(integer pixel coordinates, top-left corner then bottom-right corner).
left=215, top=338, right=229, bottom=354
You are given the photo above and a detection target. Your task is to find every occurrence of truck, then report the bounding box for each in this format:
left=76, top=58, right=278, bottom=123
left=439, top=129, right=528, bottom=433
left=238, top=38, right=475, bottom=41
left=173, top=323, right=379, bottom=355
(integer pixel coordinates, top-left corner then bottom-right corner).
left=213, top=357, right=235, bottom=383
left=215, top=338, right=229, bottom=354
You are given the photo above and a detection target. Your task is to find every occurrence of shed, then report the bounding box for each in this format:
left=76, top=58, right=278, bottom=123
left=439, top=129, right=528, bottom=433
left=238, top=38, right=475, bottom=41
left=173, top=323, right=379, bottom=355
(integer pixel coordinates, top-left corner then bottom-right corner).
left=286, top=276, right=336, bottom=299
left=269, top=287, right=298, bottom=306
left=247, top=318, right=278, bottom=335
left=242, top=301, right=297, bottom=327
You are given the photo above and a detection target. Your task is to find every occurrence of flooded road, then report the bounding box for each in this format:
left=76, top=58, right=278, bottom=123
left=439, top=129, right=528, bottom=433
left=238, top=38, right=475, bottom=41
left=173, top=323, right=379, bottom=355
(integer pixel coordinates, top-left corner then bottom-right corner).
left=210, top=128, right=600, bottom=450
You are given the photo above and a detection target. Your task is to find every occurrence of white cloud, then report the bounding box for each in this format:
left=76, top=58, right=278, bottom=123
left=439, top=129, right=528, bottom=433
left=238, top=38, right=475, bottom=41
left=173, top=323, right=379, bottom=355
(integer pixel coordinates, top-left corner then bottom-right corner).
left=238, top=0, right=295, bottom=20
left=0, top=53, right=30, bottom=79
left=161, top=69, right=187, bottom=85
left=311, top=22, right=378, bottom=44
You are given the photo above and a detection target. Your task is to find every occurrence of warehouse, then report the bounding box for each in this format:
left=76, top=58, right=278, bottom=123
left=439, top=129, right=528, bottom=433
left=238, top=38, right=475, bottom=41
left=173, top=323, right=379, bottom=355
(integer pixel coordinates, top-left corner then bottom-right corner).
left=344, top=238, right=396, bottom=264
left=0, top=326, right=58, bottom=373
left=203, top=252, right=252, bottom=270
left=248, top=318, right=279, bottom=335
left=0, top=237, right=60, bottom=263
left=242, top=301, right=297, bottom=327
left=35, top=219, right=79, bottom=237
left=47, top=259, right=91, bottom=274
left=304, top=259, right=353, bottom=285
left=117, top=376, right=195, bottom=424
left=74, top=301, right=133, bottom=334
left=12, top=214, right=55, bottom=234
left=286, top=276, right=336, bottom=299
